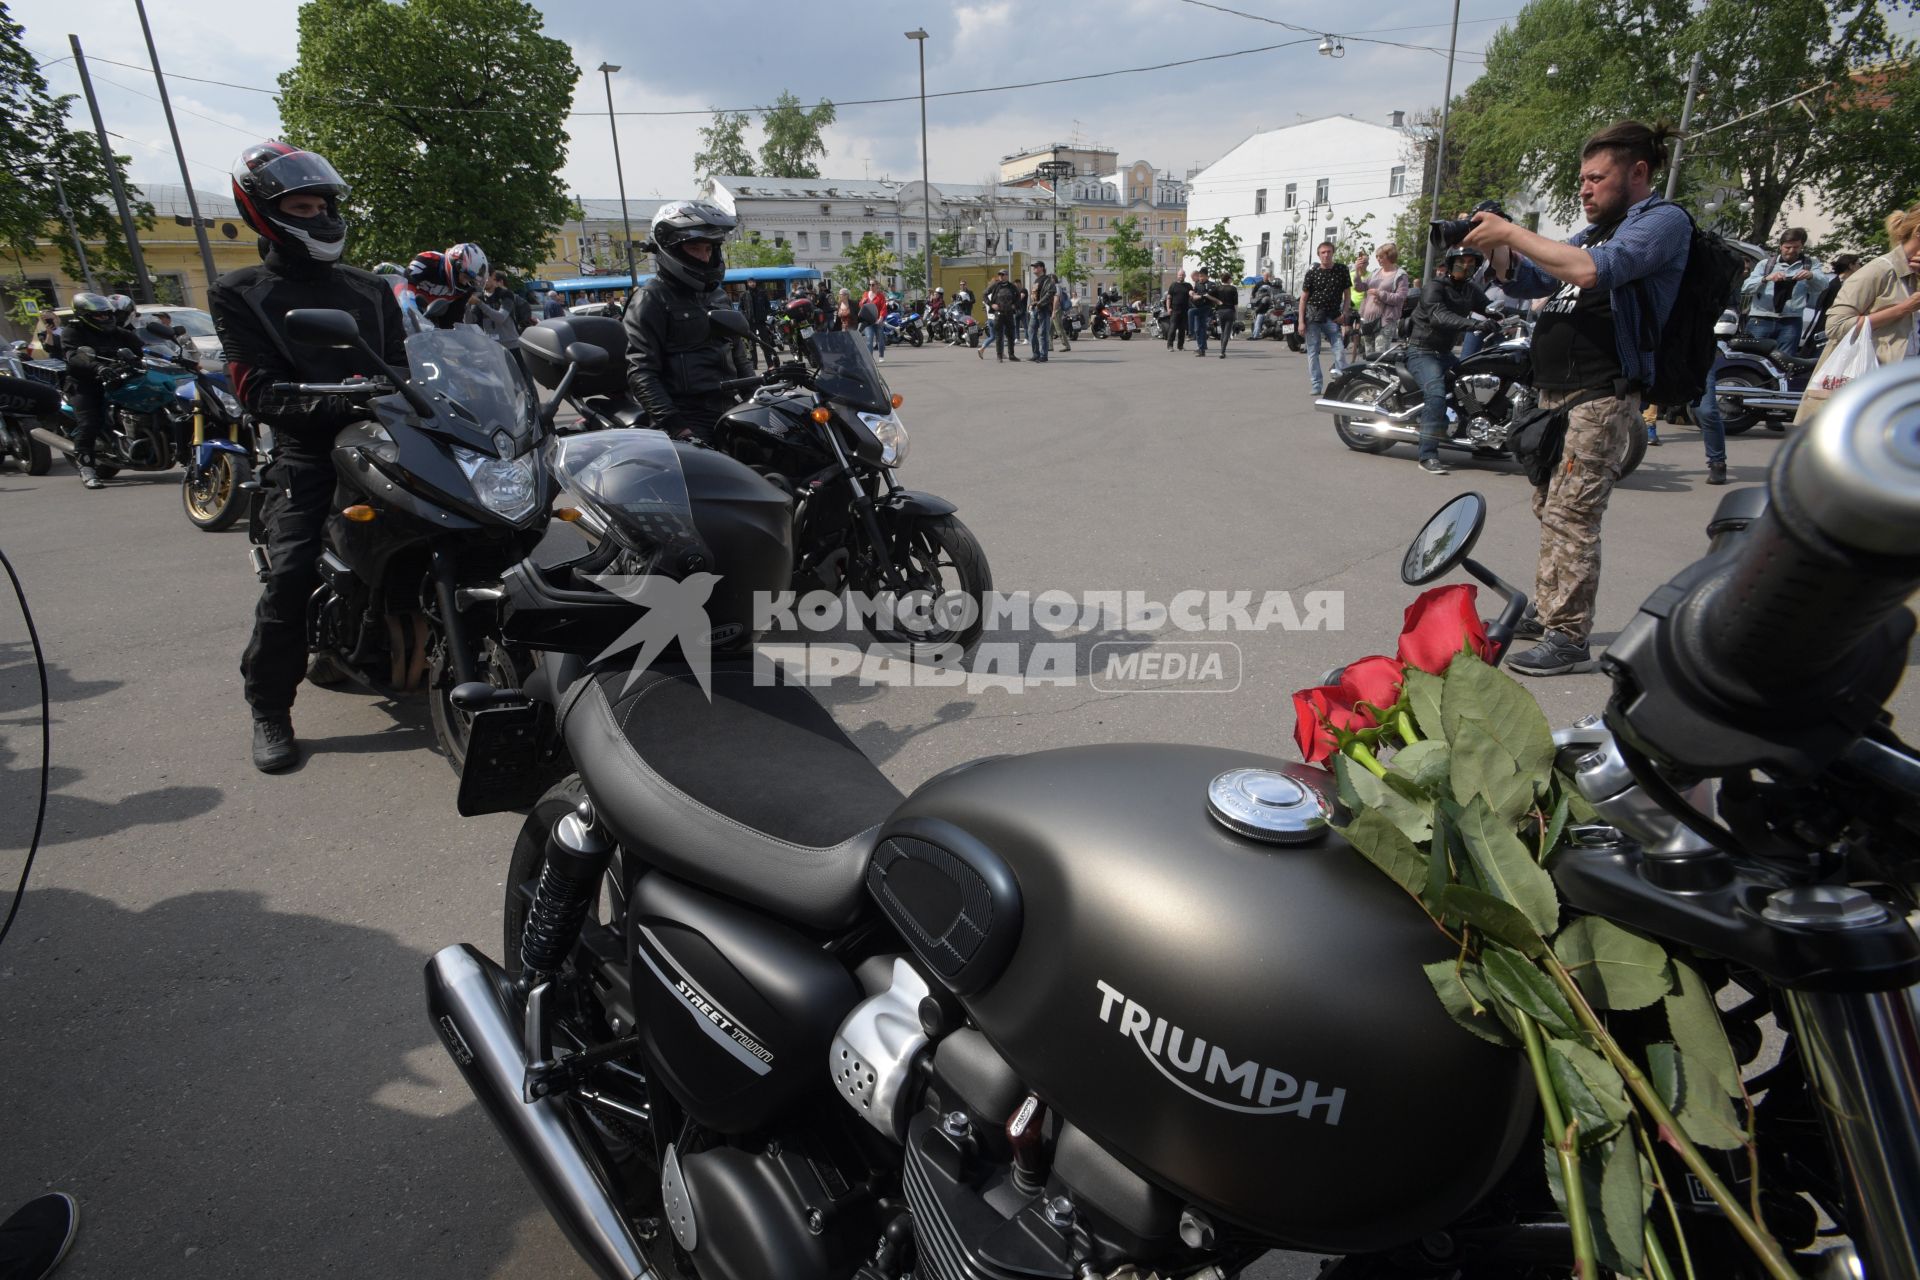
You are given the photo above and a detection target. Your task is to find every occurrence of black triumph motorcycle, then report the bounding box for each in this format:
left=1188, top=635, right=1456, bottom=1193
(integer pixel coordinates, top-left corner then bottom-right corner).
left=1313, top=312, right=1648, bottom=478
left=423, top=356, right=1920, bottom=1278
left=265, top=309, right=605, bottom=770
left=521, top=310, right=991, bottom=657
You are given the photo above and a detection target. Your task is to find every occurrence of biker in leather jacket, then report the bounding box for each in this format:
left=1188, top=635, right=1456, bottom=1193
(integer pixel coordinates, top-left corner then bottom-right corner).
left=622, top=200, right=750, bottom=441
left=55, top=293, right=148, bottom=488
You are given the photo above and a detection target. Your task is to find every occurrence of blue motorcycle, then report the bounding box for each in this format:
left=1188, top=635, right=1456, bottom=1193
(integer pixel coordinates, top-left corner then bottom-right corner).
left=880, top=304, right=925, bottom=348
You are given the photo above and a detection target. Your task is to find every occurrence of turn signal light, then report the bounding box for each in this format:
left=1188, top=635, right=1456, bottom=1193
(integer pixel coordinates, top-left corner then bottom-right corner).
left=810, top=406, right=831, bottom=423
left=890, top=393, right=904, bottom=408
left=555, top=506, right=582, bottom=522
left=342, top=505, right=376, bottom=522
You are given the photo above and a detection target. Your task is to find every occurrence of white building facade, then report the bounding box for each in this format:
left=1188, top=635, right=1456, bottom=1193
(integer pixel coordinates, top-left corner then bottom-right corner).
left=1185, top=114, right=1421, bottom=291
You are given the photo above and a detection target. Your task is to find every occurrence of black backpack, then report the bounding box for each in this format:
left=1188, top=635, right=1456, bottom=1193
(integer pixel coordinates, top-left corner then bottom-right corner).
left=1638, top=202, right=1746, bottom=408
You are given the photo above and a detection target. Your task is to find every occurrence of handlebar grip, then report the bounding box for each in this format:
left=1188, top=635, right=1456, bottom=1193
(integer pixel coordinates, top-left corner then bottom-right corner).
left=718, top=374, right=767, bottom=393
left=1692, top=362, right=1920, bottom=701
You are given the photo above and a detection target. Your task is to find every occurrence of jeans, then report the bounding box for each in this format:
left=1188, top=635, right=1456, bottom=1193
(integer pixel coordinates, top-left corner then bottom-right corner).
left=1167, top=308, right=1187, bottom=348
left=1030, top=310, right=1051, bottom=360
left=1251, top=309, right=1269, bottom=339
left=1458, top=330, right=1485, bottom=360
left=864, top=323, right=885, bottom=358
left=1191, top=306, right=1212, bottom=354
left=1692, top=366, right=1726, bottom=468
left=1745, top=313, right=1799, bottom=351
left=1304, top=318, right=1344, bottom=391
left=1404, top=349, right=1455, bottom=463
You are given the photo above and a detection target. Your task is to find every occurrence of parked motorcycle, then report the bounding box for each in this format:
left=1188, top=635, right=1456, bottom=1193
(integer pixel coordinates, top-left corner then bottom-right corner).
left=1710, top=309, right=1824, bottom=435
left=1314, top=312, right=1647, bottom=478
left=29, top=321, right=200, bottom=480
left=0, top=346, right=56, bottom=475
left=267, top=309, right=598, bottom=770
left=927, top=307, right=981, bottom=348
left=424, top=358, right=1920, bottom=1280
left=881, top=305, right=925, bottom=349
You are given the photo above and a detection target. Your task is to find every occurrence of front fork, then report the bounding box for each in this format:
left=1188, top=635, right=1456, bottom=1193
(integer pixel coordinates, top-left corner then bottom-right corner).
left=430, top=547, right=480, bottom=688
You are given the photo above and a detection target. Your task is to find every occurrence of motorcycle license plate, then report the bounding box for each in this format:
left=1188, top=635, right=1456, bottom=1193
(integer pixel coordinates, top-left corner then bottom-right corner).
left=455, top=704, right=551, bottom=817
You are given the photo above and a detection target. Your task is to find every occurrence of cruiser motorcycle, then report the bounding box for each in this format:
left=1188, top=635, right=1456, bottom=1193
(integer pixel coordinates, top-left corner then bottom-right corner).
left=0, top=346, right=56, bottom=474
left=422, top=352, right=1920, bottom=1279
left=1314, top=311, right=1648, bottom=478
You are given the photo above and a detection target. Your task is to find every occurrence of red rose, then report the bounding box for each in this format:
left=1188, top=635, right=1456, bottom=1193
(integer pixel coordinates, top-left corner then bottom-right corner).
left=1339, top=655, right=1406, bottom=713
left=1293, top=684, right=1377, bottom=765
left=1397, top=583, right=1494, bottom=675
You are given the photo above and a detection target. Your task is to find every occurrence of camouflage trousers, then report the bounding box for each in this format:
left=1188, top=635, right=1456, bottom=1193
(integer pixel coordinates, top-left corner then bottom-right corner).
left=1530, top=390, right=1641, bottom=645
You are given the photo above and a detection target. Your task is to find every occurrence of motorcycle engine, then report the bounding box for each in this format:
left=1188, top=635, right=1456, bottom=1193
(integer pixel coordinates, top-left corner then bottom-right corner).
left=831, top=958, right=1244, bottom=1280
left=1457, top=373, right=1504, bottom=410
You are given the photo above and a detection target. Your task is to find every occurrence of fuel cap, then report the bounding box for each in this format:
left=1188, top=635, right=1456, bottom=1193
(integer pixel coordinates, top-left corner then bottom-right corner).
left=1207, top=766, right=1337, bottom=844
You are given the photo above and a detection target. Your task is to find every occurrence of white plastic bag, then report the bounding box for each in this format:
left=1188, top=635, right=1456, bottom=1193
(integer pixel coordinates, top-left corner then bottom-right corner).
left=1795, top=318, right=1878, bottom=423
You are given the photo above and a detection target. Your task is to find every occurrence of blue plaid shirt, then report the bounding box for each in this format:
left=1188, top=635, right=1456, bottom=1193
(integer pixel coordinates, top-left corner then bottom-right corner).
left=1503, top=194, right=1691, bottom=391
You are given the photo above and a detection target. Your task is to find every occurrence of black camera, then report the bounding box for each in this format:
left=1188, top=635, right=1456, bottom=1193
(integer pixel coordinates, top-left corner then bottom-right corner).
left=1430, top=200, right=1508, bottom=247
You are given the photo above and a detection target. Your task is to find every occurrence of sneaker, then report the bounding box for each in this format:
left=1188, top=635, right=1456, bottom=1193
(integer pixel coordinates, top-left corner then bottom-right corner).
left=1511, top=610, right=1546, bottom=640
left=1647, top=429, right=1662, bottom=446
left=79, top=465, right=103, bottom=490
left=251, top=713, right=299, bottom=773
left=1706, top=463, right=1728, bottom=486
left=0, top=1192, right=79, bottom=1280
left=1508, top=630, right=1597, bottom=678
left=1419, top=457, right=1450, bottom=475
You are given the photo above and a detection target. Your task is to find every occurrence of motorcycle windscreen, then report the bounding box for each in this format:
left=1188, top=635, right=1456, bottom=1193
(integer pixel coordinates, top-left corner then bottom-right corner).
left=404, top=325, right=536, bottom=456
left=547, top=428, right=702, bottom=565
left=801, top=328, right=893, bottom=414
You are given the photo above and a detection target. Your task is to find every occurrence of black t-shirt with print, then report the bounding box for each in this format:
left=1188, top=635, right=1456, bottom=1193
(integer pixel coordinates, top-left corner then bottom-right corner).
left=1530, top=217, right=1624, bottom=392
left=1301, top=264, right=1351, bottom=322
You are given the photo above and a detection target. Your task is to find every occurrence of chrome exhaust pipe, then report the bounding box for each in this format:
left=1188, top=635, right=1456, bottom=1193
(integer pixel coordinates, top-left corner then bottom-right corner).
left=29, top=427, right=74, bottom=453
left=424, top=944, right=656, bottom=1280
left=1313, top=397, right=1422, bottom=424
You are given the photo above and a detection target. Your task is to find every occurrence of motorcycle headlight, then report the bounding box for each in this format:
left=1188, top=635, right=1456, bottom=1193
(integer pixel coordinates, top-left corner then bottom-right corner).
left=211, top=385, right=243, bottom=419
left=859, top=410, right=910, bottom=467
left=451, top=443, right=538, bottom=521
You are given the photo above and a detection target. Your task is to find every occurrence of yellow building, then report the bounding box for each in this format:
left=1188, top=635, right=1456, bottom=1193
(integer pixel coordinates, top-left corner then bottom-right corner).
left=1000, top=145, right=1188, bottom=298
left=4, top=184, right=262, bottom=334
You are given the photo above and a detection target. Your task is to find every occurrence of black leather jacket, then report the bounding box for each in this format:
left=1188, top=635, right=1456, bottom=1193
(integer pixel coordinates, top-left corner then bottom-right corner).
left=1407, top=277, right=1492, bottom=353
left=209, top=245, right=407, bottom=448
left=621, top=276, right=750, bottom=433
left=53, top=320, right=146, bottom=389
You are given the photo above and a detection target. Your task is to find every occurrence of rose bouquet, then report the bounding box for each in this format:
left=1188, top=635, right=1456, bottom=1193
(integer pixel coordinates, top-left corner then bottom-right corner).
left=1294, top=584, right=1792, bottom=1280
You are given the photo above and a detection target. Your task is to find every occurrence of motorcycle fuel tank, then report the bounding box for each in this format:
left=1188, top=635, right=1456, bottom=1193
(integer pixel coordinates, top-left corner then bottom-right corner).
left=879, top=743, right=1535, bottom=1254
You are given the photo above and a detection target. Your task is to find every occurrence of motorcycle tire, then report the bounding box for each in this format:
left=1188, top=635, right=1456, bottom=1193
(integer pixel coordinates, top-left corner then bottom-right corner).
left=428, top=632, right=524, bottom=775
left=1619, top=426, right=1648, bottom=480
left=3, top=425, right=51, bottom=475
left=908, top=328, right=924, bottom=348
left=968, top=330, right=981, bottom=349
left=1286, top=333, right=1305, bottom=352
left=860, top=513, right=992, bottom=658
left=1712, top=369, right=1765, bottom=436
left=1120, top=329, right=1132, bottom=340
left=181, top=452, right=252, bottom=531
left=1326, top=373, right=1401, bottom=455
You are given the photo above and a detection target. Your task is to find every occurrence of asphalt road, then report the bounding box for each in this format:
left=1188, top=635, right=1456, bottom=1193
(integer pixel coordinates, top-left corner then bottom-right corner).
left=0, top=329, right=1896, bottom=1279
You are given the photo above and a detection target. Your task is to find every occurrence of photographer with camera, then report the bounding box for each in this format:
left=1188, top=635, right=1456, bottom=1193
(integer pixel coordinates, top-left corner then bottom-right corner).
left=1461, top=120, right=1690, bottom=678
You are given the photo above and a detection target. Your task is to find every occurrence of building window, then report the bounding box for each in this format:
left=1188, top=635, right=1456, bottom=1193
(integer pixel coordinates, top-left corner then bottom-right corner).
left=774, top=236, right=786, bottom=247
left=1080, top=215, right=1089, bottom=229
left=1389, top=166, right=1406, bottom=197
left=820, top=203, right=831, bottom=215
left=864, top=205, right=877, bottom=217
left=1258, top=232, right=1270, bottom=265
left=908, top=232, right=917, bottom=249
left=1315, top=178, right=1329, bottom=205
left=885, top=231, right=895, bottom=246
left=1098, top=216, right=1105, bottom=229
left=1254, top=188, right=1267, bottom=214
left=841, top=231, right=852, bottom=247
left=1324, top=226, right=1337, bottom=246
left=1284, top=183, right=1296, bottom=209
left=798, top=231, right=809, bottom=250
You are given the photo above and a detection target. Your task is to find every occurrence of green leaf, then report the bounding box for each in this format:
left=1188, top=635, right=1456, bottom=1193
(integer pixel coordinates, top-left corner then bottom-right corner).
left=1541, top=791, right=1571, bottom=859
left=1436, top=885, right=1547, bottom=958
left=1558, top=771, right=1599, bottom=822
left=1553, top=917, right=1673, bottom=1011
left=1424, top=814, right=1453, bottom=909
left=1332, top=750, right=1364, bottom=812
left=1425, top=959, right=1519, bottom=1046
left=1457, top=796, right=1560, bottom=937
left=1339, top=807, right=1427, bottom=900
left=1440, top=652, right=1557, bottom=779
left=1595, top=1131, right=1648, bottom=1274
left=1405, top=667, right=1447, bottom=742
left=1481, top=944, right=1581, bottom=1039
left=1546, top=1037, right=1630, bottom=1144
left=1341, top=752, right=1433, bottom=843
left=1448, top=719, right=1539, bottom=823
left=1390, top=739, right=1452, bottom=791
left=1666, top=960, right=1742, bottom=1098
left=1646, top=1042, right=1747, bottom=1151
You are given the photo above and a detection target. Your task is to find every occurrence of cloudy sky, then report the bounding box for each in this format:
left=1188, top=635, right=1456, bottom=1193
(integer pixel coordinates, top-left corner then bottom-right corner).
left=14, top=0, right=1530, bottom=206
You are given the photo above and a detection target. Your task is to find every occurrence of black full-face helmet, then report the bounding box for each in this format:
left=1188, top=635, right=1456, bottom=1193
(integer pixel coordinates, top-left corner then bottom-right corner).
left=106, top=294, right=136, bottom=326
left=648, top=200, right=735, bottom=292
left=70, top=292, right=116, bottom=331
left=231, top=140, right=350, bottom=263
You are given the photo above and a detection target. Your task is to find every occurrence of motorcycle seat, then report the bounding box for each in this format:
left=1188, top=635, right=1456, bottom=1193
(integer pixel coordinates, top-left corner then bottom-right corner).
left=1775, top=352, right=1818, bottom=373
left=1727, top=336, right=1780, bottom=357
left=560, top=660, right=902, bottom=931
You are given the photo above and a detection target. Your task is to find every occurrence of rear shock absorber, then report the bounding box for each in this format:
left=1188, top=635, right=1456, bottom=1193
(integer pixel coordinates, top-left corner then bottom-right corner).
left=519, top=799, right=616, bottom=983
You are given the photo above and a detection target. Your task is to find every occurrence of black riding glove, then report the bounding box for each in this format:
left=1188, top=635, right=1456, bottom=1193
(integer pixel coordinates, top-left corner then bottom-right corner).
left=66, top=346, right=97, bottom=372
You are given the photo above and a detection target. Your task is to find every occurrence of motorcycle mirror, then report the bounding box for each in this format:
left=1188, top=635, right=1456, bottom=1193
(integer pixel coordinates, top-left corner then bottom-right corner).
left=285, top=308, right=362, bottom=348
left=707, top=309, right=752, bottom=340
left=1402, top=492, right=1488, bottom=585
left=172, top=325, right=188, bottom=339
left=565, top=341, right=609, bottom=372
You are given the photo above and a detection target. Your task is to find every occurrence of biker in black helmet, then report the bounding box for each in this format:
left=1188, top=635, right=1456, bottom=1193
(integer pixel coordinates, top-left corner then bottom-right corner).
left=210, top=140, right=407, bottom=773
left=54, top=291, right=147, bottom=489
left=621, top=199, right=751, bottom=441
left=1402, top=244, right=1499, bottom=476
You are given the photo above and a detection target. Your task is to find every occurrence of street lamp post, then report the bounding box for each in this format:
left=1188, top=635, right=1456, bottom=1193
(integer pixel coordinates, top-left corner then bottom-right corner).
left=1037, top=157, right=1073, bottom=291
left=905, top=30, right=933, bottom=299
left=597, top=63, right=638, bottom=291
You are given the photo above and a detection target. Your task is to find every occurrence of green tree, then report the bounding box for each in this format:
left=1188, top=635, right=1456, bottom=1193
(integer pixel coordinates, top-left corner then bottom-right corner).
left=899, top=250, right=925, bottom=289
left=930, top=227, right=963, bottom=259
left=730, top=234, right=794, bottom=267
left=0, top=4, right=150, bottom=283
left=1054, top=222, right=1088, bottom=285
left=842, top=231, right=894, bottom=289
left=694, top=109, right=754, bottom=185
left=1107, top=214, right=1155, bottom=297
left=758, top=91, right=835, bottom=178
left=278, top=0, right=577, bottom=270
left=1187, top=217, right=1244, bottom=285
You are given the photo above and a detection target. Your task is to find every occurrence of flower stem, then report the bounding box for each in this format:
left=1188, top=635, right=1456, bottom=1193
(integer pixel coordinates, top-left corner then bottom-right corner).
left=1395, top=709, right=1420, bottom=744
left=1347, top=741, right=1388, bottom=779
left=1518, top=1011, right=1600, bottom=1279
left=1540, top=955, right=1795, bottom=1280
left=1636, top=1116, right=1696, bottom=1280
left=1643, top=1221, right=1680, bottom=1280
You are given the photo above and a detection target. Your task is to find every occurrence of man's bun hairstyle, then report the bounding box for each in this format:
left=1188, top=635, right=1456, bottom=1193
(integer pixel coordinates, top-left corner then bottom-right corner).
left=1580, top=120, right=1675, bottom=175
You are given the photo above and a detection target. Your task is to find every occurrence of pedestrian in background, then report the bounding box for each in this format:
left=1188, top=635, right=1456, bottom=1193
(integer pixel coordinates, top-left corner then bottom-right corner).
left=1204, top=272, right=1238, bottom=358
left=1740, top=227, right=1828, bottom=352
left=1298, top=241, right=1351, bottom=394
left=1361, top=244, right=1409, bottom=359
left=1250, top=268, right=1277, bottom=339
left=859, top=278, right=888, bottom=362
left=542, top=290, right=566, bottom=319
left=1344, top=251, right=1371, bottom=363
left=1188, top=266, right=1216, bottom=356
left=982, top=269, right=1021, bottom=362
left=835, top=287, right=855, bottom=331
left=1054, top=284, right=1075, bottom=351
left=1165, top=269, right=1192, bottom=350
left=1029, top=261, right=1057, bottom=362
left=1794, top=203, right=1920, bottom=423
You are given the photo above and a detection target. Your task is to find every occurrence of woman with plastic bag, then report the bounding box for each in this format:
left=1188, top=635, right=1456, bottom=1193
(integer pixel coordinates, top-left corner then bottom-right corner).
left=1795, top=202, right=1920, bottom=423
